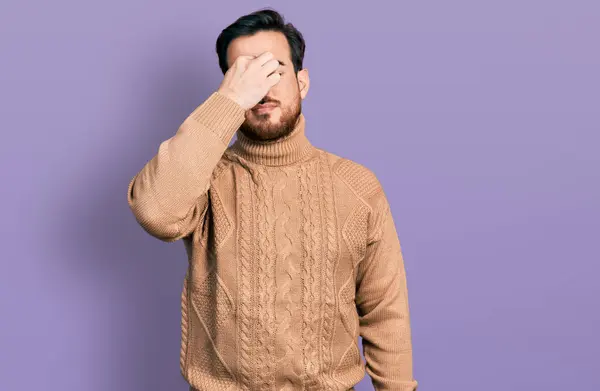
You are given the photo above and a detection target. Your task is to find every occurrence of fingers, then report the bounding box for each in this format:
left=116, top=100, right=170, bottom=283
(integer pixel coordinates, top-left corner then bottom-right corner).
left=252, top=51, right=275, bottom=67
left=230, top=51, right=280, bottom=89
left=266, top=71, right=281, bottom=87
left=260, top=58, right=281, bottom=78
left=232, top=55, right=253, bottom=70
left=234, top=52, right=279, bottom=74
left=247, top=51, right=277, bottom=73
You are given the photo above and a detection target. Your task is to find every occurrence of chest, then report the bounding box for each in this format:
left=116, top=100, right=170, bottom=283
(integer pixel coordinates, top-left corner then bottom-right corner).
left=206, top=162, right=369, bottom=268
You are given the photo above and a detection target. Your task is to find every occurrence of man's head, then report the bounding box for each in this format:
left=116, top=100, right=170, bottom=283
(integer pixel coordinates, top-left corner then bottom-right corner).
left=216, top=9, right=310, bottom=141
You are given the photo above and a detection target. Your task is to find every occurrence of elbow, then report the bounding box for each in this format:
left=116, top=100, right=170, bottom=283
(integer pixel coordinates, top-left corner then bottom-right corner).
left=127, top=176, right=183, bottom=242
left=135, top=211, right=183, bottom=242
left=129, top=201, right=183, bottom=242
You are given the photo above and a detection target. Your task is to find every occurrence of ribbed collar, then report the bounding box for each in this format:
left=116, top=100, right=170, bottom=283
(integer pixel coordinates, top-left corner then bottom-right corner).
left=230, top=113, right=316, bottom=166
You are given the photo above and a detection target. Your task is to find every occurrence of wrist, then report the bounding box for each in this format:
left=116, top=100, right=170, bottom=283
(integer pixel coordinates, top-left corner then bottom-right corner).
left=216, top=88, right=247, bottom=110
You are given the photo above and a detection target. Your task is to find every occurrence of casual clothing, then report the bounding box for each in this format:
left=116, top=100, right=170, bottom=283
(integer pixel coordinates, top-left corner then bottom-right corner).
left=127, top=91, right=418, bottom=391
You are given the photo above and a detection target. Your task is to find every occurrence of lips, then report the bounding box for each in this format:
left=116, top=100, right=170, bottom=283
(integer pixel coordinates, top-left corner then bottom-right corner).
left=253, top=102, right=277, bottom=110
left=254, top=102, right=277, bottom=109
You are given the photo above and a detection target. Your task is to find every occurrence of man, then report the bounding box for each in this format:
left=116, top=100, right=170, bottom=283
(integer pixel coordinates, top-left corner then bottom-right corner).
left=127, top=8, right=418, bottom=391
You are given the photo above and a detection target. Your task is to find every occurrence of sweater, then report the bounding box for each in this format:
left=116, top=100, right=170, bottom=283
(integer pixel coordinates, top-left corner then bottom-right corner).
left=127, top=91, right=418, bottom=391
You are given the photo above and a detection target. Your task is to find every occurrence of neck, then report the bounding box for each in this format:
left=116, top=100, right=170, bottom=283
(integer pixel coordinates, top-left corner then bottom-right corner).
left=230, top=113, right=316, bottom=166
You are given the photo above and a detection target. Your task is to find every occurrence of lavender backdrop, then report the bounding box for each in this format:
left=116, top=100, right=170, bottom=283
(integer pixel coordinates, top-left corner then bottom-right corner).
left=1, top=1, right=598, bottom=390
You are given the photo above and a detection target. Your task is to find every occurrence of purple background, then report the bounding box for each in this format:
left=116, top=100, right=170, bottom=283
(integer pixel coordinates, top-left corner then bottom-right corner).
left=1, top=1, right=598, bottom=390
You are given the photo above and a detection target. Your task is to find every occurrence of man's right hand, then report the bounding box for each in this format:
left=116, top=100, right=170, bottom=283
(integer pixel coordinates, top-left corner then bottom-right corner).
left=217, top=51, right=282, bottom=110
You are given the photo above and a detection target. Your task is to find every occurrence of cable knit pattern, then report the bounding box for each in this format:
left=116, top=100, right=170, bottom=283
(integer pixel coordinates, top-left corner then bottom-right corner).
left=297, top=161, right=311, bottom=385
left=210, top=184, right=233, bottom=249
left=180, top=268, right=190, bottom=377
left=273, top=167, right=301, bottom=390
left=127, top=91, right=418, bottom=391
left=254, top=166, right=277, bottom=390
left=236, top=167, right=254, bottom=391
left=187, top=266, right=236, bottom=389
left=298, top=159, right=323, bottom=389
left=341, top=203, right=370, bottom=267
left=317, top=151, right=339, bottom=391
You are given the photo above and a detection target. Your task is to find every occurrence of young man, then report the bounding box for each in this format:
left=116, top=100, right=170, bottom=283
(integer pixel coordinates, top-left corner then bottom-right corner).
left=127, top=8, right=418, bottom=391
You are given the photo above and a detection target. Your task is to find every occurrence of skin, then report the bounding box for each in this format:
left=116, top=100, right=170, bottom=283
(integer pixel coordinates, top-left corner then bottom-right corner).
left=225, top=30, right=310, bottom=141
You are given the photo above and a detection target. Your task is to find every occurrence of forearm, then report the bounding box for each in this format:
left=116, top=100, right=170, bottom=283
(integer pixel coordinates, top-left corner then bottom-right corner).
left=127, top=91, right=245, bottom=240
left=359, top=276, right=417, bottom=391
left=356, top=195, right=418, bottom=390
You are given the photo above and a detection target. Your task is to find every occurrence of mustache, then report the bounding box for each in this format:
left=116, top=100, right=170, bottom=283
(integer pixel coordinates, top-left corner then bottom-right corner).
left=259, top=97, right=278, bottom=104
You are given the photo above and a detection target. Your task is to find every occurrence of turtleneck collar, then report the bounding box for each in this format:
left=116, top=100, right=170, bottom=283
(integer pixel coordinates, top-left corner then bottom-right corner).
left=230, top=113, right=317, bottom=166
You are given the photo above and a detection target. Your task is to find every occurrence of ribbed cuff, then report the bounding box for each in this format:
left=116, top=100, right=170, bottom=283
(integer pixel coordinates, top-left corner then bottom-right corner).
left=374, top=380, right=419, bottom=391
left=187, top=91, right=247, bottom=144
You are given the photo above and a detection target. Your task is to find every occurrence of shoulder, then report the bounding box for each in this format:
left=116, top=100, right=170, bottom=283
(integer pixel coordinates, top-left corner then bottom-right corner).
left=328, top=153, right=384, bottom=207
left=214, top=154, right=236, bottom=179
left=325, top=151, right=391, bottom=241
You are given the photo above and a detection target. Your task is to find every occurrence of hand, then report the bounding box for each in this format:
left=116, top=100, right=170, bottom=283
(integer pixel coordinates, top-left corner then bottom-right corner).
left=217, top=51, right=282, bottom=110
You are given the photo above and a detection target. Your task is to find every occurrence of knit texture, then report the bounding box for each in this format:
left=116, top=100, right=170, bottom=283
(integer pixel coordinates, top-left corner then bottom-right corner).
left=127, top=91, right=418, bottom=391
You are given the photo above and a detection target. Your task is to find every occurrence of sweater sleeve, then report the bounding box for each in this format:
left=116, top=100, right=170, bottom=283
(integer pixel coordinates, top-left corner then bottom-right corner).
left=355, top=192, right=418, bottom=391
left=127, top=91, right=246, bottom=242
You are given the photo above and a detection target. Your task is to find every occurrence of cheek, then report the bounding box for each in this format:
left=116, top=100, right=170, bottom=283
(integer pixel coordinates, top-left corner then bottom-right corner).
left=277, top=88, right=299, bottom=106
left=271, top=76, right=297, bottom=95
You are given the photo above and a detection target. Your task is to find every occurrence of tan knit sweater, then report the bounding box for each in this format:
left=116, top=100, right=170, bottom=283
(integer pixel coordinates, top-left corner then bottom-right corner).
left=127, top=91, right=418, bottom=391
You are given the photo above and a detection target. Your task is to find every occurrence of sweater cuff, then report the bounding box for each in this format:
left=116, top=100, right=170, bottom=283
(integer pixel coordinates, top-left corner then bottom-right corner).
left=372, top=379, right=419, bottom=391
left=186, top=91, right=247, bottom=145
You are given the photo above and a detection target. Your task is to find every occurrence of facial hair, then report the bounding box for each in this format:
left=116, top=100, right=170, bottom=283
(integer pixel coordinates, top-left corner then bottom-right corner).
left=239, top=92, right=302, bottom=142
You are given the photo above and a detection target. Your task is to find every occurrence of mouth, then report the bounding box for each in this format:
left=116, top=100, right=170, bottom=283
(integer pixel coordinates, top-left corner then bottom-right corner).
left=253, top=101, right=278, bottom=112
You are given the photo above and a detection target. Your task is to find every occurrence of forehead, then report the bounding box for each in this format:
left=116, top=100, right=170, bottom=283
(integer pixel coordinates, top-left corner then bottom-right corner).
left=226, top=30, right=291, bottom=66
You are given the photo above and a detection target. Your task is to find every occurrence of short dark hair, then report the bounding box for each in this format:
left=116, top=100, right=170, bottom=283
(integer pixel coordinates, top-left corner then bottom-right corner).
left=215, top=8, right=306, bottom=75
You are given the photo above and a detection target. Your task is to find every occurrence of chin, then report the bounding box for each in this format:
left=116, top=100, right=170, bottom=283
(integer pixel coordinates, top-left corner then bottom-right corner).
left=252, top=116, right=282, bottom=128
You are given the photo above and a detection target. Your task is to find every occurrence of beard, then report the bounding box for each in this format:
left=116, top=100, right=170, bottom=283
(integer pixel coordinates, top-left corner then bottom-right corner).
left=239, top=93, right=302, bottom=142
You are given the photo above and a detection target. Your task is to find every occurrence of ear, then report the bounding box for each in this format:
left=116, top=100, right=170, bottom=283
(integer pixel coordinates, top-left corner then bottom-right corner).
left=297, top=68, right=310, bottom=99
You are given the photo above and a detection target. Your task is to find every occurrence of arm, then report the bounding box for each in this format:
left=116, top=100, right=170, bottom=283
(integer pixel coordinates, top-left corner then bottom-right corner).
left=355, top=192, right=418, bottom=391
left=127, top=91, right=246, bottom=242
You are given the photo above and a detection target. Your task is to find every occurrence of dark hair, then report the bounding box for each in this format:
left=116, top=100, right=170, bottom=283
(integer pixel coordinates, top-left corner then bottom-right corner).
left=215, top=8, right=306, bottom=75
